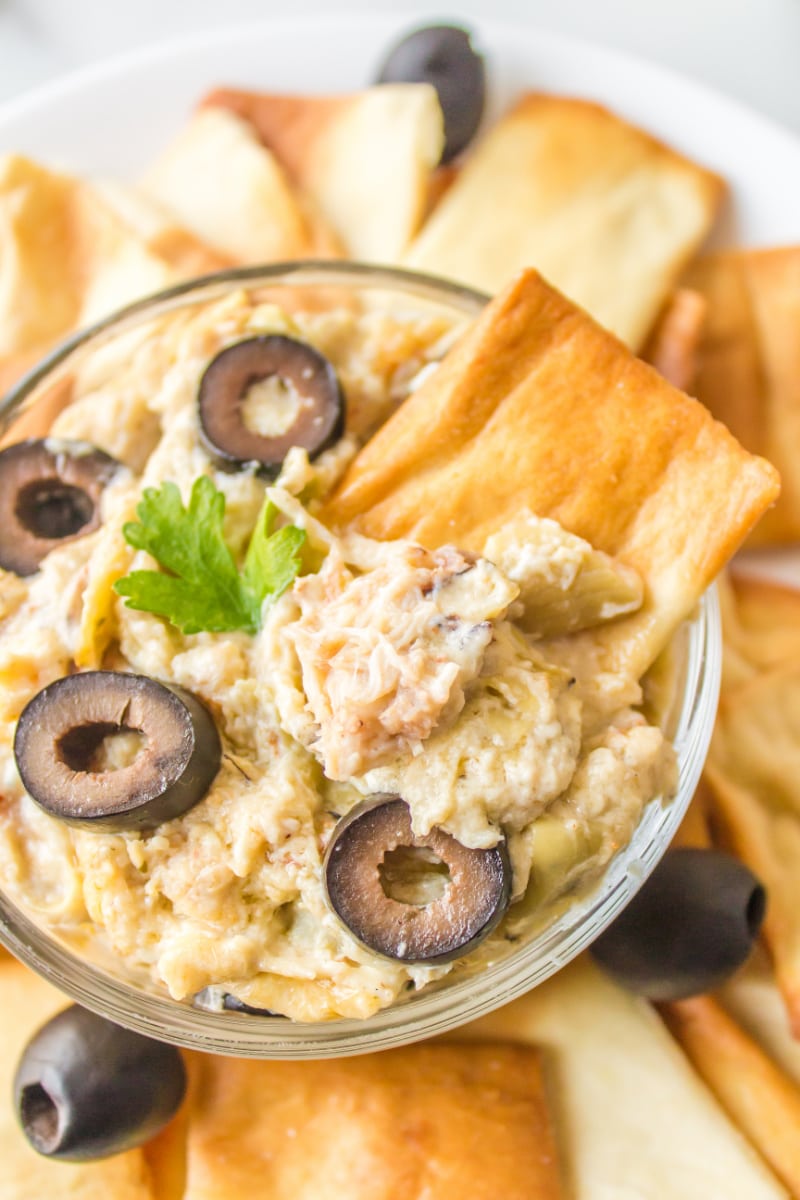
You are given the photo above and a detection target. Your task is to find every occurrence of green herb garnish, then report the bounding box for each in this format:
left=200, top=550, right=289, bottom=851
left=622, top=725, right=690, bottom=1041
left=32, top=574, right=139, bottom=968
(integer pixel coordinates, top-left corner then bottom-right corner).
left=114, top=477, right=305, bottom=635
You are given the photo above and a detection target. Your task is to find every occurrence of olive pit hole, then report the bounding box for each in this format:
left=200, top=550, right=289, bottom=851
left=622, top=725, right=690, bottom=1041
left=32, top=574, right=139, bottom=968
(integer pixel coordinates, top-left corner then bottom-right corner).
left=379, top=844, right=452, bottom=906
left=747, top=884, right=767, bottom=936
left=15, top=480, right=94, bottom=540
left=57, top=723, right=147, bottom=774
left=240, top=374, right=304, bottom=438
left=19, top=1082, right=61, bottom=1154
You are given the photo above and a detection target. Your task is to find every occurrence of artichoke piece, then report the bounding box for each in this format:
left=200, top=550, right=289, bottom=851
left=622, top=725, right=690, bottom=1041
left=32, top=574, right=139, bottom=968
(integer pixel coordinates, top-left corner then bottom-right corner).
left=483, top=511, right=643, bottom=638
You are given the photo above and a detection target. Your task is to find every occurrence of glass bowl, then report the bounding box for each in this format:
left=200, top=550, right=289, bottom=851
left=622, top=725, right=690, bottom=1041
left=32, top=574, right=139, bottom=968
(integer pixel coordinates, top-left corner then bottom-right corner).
left=0, top=262, right=721, bottom=1058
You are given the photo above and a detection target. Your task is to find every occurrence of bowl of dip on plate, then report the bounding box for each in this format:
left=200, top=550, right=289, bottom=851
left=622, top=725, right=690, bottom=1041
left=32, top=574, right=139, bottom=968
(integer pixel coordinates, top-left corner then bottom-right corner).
left=0, top=262, right=720, bottom=1057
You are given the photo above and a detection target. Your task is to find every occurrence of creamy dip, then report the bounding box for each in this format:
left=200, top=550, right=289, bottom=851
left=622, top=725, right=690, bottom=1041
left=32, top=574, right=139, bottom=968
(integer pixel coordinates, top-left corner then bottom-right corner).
left=0, top=290, right=677, bottom=1021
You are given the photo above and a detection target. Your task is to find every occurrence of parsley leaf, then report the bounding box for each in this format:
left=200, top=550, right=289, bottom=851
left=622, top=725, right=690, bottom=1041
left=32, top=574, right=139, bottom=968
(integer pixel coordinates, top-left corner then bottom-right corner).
left=114, top=477, right=306, bottom=635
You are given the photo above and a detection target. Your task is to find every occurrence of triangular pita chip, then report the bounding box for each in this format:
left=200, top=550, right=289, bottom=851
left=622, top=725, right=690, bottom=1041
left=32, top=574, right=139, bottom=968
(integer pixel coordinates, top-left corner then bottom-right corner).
left=685, top=246, right=800, bottom=545
left=141, top=107, right=341, bottom=264
left=661, top=994, right=800, bottom=1195
left=461, top=956, right=786, bottom=1198
left=0, top=958, right=157, bottom=1199
left=181, top=1042, right=562, bottom=1199
left=91, top=179, right=229, bottom=277
left=323, top=269, right=779, bottom=680
left=203, top=83, right=444, bottom=262
left=0, top=154, right=175, bottom=366
left=402, top=93, right=724, bottom=348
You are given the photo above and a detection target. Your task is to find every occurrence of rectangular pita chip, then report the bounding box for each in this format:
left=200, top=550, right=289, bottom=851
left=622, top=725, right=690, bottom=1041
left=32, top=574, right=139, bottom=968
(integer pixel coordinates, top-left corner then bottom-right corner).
left=724, top=572, right=800, bottom=675
left=203, top=83, right=444, bottom=263
left=181, top=1042, right=563, bottom=1200
left=660, top=994, right=800, bottom=1196
left=322, top=269, right=779, bottom=681
left=705, top=657, right=800, bottom=1035
left=462, top=956, right=787, bottom=1199
left=141, top=107, right=341, bottom=265
left=402, top=93, right=724, bottom=348
left=0, top=959, right=157, bottom=1199
left=685, top=246, right=800, bottom=545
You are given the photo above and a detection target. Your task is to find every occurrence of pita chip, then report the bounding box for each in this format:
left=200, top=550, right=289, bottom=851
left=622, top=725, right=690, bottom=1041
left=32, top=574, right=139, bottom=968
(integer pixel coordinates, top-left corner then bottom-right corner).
left=203, top=83, right=444, bottom=262
left=181, top=1042, right=563, bottom=1199
left=323, top=269, right=779, bottom=680
left=0, top=958, right=157, bottom=1199
left=706, top=657, right=800, bottom=1034
left=641, top=286, right=707, bottom=389
left=661, top=994, right=800, bottom=1196
left=403, top=93, right=723, bottom=348
left=461, top=956, right=787, bottom=1199
left=141, top=107, right=340, bottom=265
left=721, top=947, right=800, bottom=1090
left=686, top=246, right=800, bottom=545
left=0, top=154, right=175, bottom=365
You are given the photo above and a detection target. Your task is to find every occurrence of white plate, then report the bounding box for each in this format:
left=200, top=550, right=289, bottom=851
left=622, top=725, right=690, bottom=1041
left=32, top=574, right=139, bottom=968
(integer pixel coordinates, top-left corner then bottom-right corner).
left=2, top=10, right=800, bottom=249
left=0, top=11, right=797, bottom=582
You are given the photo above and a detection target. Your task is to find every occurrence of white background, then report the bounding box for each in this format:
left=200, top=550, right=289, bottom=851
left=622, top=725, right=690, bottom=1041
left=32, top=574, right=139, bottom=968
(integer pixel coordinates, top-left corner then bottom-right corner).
left=0, top=0, right=799, bottom=136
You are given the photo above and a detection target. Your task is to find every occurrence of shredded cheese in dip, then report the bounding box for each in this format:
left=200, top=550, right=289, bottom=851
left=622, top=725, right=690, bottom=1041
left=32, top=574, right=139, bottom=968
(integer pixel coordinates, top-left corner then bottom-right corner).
left=0, top=291, right=678, bottom=1021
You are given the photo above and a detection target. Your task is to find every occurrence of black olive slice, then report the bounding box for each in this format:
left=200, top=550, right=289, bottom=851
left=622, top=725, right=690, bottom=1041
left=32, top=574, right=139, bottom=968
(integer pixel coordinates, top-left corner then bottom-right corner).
left=375, top=25, right=486, bottom=162
left=14, top=1004, right=186, bottom=1162
left=591, top=848, right=767, bottom=1000
left=323, top=796, right=511, bottom=963
left=14, top=671, right=221, bottom=831
left=0, top=439, right=121, bottom=576
left=198, top=335, right=345, bottom=476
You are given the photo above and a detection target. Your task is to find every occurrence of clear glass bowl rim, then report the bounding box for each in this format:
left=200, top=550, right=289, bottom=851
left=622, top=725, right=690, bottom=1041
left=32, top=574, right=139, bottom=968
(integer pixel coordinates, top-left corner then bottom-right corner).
left=0, top=261, right=722, bottom=1058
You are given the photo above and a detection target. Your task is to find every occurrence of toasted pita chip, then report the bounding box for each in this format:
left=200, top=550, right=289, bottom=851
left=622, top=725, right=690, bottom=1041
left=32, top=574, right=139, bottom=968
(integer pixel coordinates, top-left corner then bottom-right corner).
left=661, top=994, right=800, bottom=1195
left=721, top=947, right=800, bottom=1089
left=462, top=956, right=786, bottom=1198
left=0, top=958, right=157, bottom=1199
left=642, top=286, right=707, bottom=389
left=141, top=107, right=340, bottom=265
left=685, top=247, right=800, bottom=545
left=323, top=270, right=779, bottom=681
left=725, top=573, right=800, bottom=672
left=181, top=1042, right=562, bottom=1200
left=402, top=93, right=724, bottom=348
left=91, top=179, right=229, bottom=277
left=0, top=154, right=175, bottom=366
left=204, top=84, right=444, bottom=262
left=706, top=658, right=800, bottom=1034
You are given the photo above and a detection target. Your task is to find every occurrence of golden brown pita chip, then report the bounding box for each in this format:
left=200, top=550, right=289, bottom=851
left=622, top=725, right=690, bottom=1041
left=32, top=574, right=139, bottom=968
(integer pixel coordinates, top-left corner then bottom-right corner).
left=182, top=1042, right=563, bottom=1200
left=323, top=269, right=780, bottom=680
left=726, top=572, right=800, bottom=672
left=91, top=179, right=230, bottom=277
left=642, top=286, right=707, bottom=389
left=141, top=107, right=340, bottom=265
left=0, top=154, right=175, bottom=366
left=463, top=956, right=786, bottom=1198
left=402, top=93, right=724, bottom=348
left=0, top=958, right=156, bottom=1199
left=204, top=83, right=443, bottom=262
left=661, top=994, right=800, bottom=1196
left=706, top=657, right=800, bottom=1034
left=721, top=947, right=800, bottom=1090
left=686, top=246, right=800, bottom=545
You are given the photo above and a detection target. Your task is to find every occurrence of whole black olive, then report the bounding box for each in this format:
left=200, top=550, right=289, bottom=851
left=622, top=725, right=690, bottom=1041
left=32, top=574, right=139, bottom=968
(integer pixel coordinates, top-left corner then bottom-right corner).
left=323, top=795, right=511, bottom=963
left=198, top=335, right=345, bottom=476
left=0, top=439, right=121, bottom=576
left=590, top=848, right=767, bottom=1000
left=14, top=671, right=221, bottom=831
left=14, top=1004, right=186, bottom=1162
left=375, top=24, right=486, bottom=162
